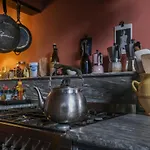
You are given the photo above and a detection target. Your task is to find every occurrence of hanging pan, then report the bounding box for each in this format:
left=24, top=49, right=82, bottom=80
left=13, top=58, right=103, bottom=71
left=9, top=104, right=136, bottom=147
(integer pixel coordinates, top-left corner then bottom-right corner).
left=0, top=0, right=20, bottom=53
left=13, top=1, right=32, bottom=55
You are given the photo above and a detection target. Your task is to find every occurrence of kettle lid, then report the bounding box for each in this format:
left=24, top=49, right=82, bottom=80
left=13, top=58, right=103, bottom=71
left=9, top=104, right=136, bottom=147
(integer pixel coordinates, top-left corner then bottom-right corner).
left=60, top=78, right=71, bottom=87
left=53, top=78, right=79, bottom=93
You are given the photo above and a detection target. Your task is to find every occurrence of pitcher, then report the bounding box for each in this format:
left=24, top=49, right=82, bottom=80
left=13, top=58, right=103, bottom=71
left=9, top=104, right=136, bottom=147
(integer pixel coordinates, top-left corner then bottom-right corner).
left=132, top=73, right=150, bottom=115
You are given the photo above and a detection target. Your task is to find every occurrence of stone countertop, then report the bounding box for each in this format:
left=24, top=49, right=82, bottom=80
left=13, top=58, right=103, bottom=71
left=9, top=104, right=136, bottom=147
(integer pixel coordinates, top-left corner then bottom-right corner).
left=65, top=114, right=150, bottom=150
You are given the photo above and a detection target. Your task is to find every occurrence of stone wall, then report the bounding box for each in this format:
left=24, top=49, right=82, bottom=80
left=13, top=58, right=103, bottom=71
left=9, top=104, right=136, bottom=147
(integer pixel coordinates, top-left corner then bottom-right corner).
left=0, top=72, right=137, bottom=105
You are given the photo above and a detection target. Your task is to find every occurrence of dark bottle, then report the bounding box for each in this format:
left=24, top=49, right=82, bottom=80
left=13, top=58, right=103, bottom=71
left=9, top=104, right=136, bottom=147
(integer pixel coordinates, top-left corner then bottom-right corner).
left=50, top=43, right=60, bottom=75
left=51, top=43, right=59, bottom=64
left=80, top=50, right=92, bottom=74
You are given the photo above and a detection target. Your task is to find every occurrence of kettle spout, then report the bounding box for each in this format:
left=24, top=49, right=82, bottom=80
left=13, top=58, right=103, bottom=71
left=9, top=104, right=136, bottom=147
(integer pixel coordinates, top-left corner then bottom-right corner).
left=34, top=86, right=45, bottom=109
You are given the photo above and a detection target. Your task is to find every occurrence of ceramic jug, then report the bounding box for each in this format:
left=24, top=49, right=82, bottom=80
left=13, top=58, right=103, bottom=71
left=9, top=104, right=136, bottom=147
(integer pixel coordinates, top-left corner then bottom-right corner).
left=132, top=73, right=150, bottom=115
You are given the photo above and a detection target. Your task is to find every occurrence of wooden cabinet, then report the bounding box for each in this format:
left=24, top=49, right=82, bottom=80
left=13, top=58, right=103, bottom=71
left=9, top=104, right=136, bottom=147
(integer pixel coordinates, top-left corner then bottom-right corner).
left=7, top=0, right=51, bottom=15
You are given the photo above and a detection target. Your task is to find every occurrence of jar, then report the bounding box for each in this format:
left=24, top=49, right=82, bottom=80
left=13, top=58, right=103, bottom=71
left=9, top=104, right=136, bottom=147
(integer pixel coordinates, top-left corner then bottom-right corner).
left=17, top=61, right=26, bottom=70
left=29, top=62, right=38, bottom=77
left=9, top=70, right=14, bottom=79
left=15, top=61, right=26, bottom=77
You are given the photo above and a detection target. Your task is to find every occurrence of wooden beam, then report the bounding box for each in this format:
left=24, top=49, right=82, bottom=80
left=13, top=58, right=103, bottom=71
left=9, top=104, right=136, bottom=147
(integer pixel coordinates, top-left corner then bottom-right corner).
left=2, top=0, right=51, bottom=15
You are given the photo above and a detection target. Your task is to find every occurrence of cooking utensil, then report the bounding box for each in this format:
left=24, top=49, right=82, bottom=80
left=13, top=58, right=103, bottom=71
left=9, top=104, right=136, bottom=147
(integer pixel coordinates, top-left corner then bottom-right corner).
left=107, top=44, right=122, bottom=72
left=122, top=39, right=135, bottom=71
left=126, top=39, right=136, bottom=59
left=141, top=54, right=150, bottom=73
left=125, top=59, right=135, bottom=71
left=13, top=1, right=32, bottom=55
left=92, top=50, right=104, bottom=73
left=107, top=44, right=121, bottom=62
left=34, top=64, right=87, bottom=123
left=0, top=0, right=20, bottom=53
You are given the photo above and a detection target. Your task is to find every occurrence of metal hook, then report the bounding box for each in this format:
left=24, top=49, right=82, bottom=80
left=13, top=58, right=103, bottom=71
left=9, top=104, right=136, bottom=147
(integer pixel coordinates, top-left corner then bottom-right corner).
left=119, top=21, right=124, bottom=27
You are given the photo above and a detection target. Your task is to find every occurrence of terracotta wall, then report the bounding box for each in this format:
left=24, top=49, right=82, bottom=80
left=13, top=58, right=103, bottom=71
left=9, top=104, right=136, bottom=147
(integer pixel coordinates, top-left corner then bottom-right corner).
left=0, top=0, right=150, bottom=70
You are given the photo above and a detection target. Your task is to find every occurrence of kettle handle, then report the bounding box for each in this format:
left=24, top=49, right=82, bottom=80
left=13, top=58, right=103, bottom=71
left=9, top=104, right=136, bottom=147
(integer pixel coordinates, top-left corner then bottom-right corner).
left=132, top=80, right=140, bottom=92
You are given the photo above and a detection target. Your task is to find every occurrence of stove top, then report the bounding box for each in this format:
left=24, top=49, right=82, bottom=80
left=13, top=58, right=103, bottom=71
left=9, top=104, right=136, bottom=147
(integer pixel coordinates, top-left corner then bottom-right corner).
left=0, top=107, right=125, bottom=132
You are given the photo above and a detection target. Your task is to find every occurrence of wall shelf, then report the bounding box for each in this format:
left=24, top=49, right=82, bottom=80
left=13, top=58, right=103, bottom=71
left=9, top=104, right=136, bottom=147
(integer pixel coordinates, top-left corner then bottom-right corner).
left=0, top=72, right=137, bottom=81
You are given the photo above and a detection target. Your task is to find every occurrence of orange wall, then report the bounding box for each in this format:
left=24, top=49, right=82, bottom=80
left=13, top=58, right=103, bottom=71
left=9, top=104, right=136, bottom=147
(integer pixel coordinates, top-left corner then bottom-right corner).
left=0, top=3, right=32, bottom=68
left=0, top=0, right=150, bottom=70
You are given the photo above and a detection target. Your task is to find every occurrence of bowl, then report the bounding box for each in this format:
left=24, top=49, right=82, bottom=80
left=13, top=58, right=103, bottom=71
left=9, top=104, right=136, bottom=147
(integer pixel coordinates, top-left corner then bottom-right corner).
left=135, top=49, right=150, bottom=73
left=67, top=69, right=77, bottom=75
left=135, top=49, right=150, bottom=61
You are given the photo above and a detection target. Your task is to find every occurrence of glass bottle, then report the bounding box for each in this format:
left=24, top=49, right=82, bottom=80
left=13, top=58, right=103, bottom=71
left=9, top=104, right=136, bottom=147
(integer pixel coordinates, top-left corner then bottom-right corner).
left=51, top=44, right=59, bottom=63
left=50, top=43, right=60, bottom=75
left=80, top=50, right=92, bottom=74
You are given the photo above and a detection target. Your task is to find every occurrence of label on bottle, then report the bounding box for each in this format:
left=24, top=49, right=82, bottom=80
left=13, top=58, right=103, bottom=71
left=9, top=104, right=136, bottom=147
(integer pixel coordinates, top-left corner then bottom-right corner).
left=50, top=62, right=55, bottom=74
left=85, top=61, right=88, bottom=73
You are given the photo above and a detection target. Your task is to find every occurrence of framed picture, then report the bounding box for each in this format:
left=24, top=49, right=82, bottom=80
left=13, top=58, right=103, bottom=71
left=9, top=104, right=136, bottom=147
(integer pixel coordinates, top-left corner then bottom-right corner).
left=114, top=23, right=132, bottom=54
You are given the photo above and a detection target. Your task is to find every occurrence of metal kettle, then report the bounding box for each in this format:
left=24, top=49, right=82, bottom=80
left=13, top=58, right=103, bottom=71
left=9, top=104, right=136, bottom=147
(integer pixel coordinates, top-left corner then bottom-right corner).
left=34, top=64, right=87, bottom=123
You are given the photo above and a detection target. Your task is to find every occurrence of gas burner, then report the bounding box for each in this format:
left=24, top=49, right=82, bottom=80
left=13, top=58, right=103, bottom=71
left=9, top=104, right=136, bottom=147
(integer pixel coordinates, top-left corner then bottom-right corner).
left=0, top=107, right=126, bottom=132
left=55, top=124, right=71, bottom=132
left=94, top=117, right=103, bottom=121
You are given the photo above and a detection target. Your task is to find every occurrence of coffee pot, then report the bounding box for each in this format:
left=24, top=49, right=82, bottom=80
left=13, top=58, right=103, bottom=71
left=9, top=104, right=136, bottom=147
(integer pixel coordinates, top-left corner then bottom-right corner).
left=92, top=50, right=104, bottom=73
left=107, top=44, right=122, bottom=72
